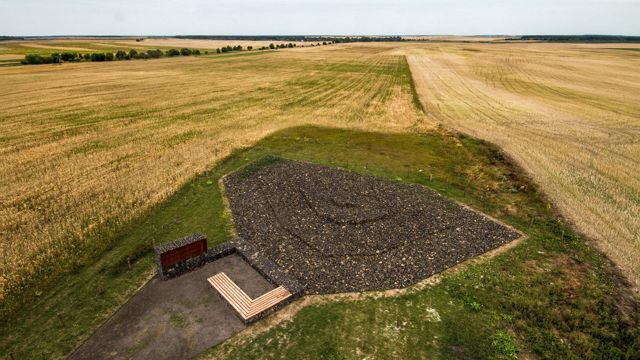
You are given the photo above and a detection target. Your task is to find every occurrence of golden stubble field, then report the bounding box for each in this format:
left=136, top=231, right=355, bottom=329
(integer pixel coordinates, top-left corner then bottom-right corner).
left=0, top=40, right=638, bottom=304
left=0, top=44, right=428, bottom=301
left=0, top=38, right=313, bottom=57
left=402, top=42, right=640, bottom=288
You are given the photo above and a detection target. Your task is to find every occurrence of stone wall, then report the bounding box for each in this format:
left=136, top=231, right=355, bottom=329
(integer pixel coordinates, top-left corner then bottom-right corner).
left=154, top=234, right=304, bottom=323
left=154, top=233, right=208, bottom=280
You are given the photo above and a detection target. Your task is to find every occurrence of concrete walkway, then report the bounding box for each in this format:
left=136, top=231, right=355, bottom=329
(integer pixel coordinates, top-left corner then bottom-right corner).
left=68, top=254, right=274, bottom=360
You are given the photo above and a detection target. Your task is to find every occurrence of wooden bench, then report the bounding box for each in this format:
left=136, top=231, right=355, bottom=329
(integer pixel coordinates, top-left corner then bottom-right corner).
left=208, top=272, right=292, bottom=321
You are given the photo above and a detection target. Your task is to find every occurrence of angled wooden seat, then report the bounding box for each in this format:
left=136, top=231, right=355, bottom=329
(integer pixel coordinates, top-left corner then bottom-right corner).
left=208, top=272, right=292, bottom=321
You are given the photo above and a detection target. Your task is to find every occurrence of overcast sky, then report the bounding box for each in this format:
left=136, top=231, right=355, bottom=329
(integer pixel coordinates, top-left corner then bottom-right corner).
left=2, top=0, right=639, bottom=36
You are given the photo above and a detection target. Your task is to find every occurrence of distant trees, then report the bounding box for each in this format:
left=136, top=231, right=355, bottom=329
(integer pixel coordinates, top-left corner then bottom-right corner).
left=217, top=45, right=251, bottom=54
left=23, top=51, right=118, bottom=64
left=146, top=49, right=163, bottom=58
left=60, top=52, right=78, bottom=61
left=518, top=35, right=640, bottom=43
left=270, top=43, right=296, bottom=49
left=165, top=48, right=180, bottom=57
left=220, top=45, right=239, bottom=53
left=21, top=54, right=59, bottom=65
left=90, top=53, right=106, bottom=62
left=23, top=54, right=46, bottom=65
left=171, top=35, right=401, bottom=44
left=331, top=36, right=402, bottom=43
left=115, top=50, right=128, bottom=60
left=20, top=44, right=251, bottom=66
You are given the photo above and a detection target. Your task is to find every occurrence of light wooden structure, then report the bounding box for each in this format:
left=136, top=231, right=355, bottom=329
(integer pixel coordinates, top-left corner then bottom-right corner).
left=208, top=272, right=292, bottom=321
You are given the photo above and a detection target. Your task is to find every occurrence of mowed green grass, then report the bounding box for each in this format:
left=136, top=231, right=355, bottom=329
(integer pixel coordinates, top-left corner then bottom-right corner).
left=1, top=127, right=638, bottom=359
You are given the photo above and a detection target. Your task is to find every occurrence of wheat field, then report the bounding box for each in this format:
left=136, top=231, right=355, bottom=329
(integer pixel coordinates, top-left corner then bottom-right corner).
left=1, top=40, right=639, bottom=305
left=402, top=42, right=640, bottom=288
left=0, top=45, right=428, bottom=301
left=0, top=38, right=312, bottom=56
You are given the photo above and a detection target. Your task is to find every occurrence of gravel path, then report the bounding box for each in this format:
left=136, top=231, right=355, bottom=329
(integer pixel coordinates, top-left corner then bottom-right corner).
left=224, top=159, right=522, bottom=294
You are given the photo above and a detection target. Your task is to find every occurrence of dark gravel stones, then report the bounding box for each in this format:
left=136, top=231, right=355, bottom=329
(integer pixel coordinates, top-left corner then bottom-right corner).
left=224, top=159, right=523, bottom=294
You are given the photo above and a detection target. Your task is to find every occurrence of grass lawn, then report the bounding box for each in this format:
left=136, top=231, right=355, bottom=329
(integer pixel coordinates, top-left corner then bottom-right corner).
left=1, top=126, right=638, bottom=359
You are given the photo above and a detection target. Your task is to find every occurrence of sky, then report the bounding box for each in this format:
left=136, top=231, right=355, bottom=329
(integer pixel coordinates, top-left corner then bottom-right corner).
left=1, top=0, right=639, bottom=36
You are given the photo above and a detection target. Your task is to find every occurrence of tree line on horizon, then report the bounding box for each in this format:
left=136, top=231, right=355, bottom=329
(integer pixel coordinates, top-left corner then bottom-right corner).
left=513, top=35, right=640, bottom=42
left=20, top=41, right=334, bottom=65
left=174, top=35, right=403, bottom=43
left=21, top=47, right=202, bottom=65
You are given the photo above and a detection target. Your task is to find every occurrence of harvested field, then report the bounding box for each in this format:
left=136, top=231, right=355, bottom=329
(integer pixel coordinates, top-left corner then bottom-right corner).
left=3, top=40, right=638, bottom=308
left=0, top=38, right=311, bottom=57
left=402, top=42, right=640, bottom=288
left=0, top=54, right=21, bottom=60
left=224, top=159, right=522, bottom=293
left=1, top=39, right=640, bottom=358
left=0, top=45, right=427, bottom=306
left=108, top=38, right=308, bottom=50
left=16, top=42, right=95, bottom=52
left=402, top=35, right=508, bottom=42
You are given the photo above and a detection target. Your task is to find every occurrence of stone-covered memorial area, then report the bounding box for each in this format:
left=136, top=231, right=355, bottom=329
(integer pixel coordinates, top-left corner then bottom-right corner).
left=224, top=158, right=523, bottom=294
